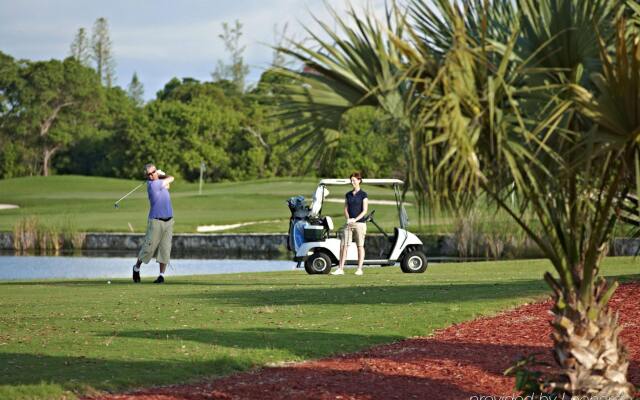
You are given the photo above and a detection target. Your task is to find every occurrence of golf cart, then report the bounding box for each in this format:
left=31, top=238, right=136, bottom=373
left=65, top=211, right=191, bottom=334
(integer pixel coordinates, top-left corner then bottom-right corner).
left=287, top=179, right=427, bottom=275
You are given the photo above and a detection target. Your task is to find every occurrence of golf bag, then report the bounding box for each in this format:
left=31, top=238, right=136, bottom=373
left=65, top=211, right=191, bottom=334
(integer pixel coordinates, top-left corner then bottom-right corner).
left=286, top=196, right=310, bottom=251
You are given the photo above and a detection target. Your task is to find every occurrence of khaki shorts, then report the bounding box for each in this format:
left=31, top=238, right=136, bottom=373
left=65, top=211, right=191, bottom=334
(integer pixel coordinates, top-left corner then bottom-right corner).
left=138, top=218, right=174, bottom=264
left=341, top=222, right=367, bottom=247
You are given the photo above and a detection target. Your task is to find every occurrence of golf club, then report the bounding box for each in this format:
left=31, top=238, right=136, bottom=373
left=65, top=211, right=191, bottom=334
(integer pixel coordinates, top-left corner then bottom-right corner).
left=114, top=183, right=144, bottom=208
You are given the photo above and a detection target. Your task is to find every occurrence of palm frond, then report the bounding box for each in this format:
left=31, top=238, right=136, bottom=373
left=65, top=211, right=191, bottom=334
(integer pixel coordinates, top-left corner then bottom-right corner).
left=269, top=3, right=411, bottom=170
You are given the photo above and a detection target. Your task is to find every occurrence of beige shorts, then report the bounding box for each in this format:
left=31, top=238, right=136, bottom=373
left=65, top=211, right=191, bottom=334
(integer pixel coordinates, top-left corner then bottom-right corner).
left=138, top=218, right=174, bottom=264
left=341, top=222, right=367, bottom=247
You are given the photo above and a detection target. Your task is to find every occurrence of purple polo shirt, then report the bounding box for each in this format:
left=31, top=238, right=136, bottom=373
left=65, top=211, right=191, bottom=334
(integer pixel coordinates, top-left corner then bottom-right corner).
left=147, top=179, right=173, bottom=219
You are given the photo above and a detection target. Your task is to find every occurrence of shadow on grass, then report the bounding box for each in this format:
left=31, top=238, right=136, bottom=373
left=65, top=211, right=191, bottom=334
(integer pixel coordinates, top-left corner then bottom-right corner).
left=178, top=279, right=552, bottom=306
left=612, top=273, right=640, bottom=284
left=103, top=327, right=403, bottom=359
left=0, top=351, right=250, bottom=391
left=1, top=272, right=637, bottom=290
left=173, top=273, right=640, bottom=307
left=0, top=328, right=400, bottom=391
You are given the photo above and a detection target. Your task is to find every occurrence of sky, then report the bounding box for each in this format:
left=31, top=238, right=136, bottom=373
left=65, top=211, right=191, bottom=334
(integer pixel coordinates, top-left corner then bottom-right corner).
left=0, top=0, right=388, bottom=100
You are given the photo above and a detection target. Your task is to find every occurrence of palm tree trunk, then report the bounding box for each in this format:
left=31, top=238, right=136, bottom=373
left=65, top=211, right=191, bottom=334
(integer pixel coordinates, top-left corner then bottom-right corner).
left=549, top=282, right=634, bottom=398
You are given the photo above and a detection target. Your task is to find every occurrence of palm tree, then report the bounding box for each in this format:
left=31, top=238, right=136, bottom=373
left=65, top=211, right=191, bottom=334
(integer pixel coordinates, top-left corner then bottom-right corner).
left=272, top=3, right=415, bottom=176
left=408, top=1, right=637, bottom=396
left=271, top=0, right=638, bottom=397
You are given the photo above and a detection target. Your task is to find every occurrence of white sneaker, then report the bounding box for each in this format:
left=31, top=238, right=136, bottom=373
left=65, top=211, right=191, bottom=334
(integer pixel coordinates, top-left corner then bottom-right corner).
left=331, top=269, right=345, bottom=275
left=355, top=269, right=363, bottom=276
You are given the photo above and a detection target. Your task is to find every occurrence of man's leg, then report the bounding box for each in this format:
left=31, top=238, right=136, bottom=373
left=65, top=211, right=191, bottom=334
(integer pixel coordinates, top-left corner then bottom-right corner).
left=156, top=262, right=167, bottom=283
left=132, top=259, right=142, bottom=283
left=134, top=219, right=159, bottom=283
left=154, top=219, right=173, bottom=283
left=132, top=258, right=143, bottom=283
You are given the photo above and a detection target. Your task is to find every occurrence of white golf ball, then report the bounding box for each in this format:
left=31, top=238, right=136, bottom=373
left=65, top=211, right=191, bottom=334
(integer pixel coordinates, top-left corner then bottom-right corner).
left=107, top=281, right=111, bottom=284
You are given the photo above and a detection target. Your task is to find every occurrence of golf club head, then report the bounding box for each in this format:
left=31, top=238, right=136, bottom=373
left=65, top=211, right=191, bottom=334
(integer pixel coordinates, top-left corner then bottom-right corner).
left=114, top=203, right=119, bottom=209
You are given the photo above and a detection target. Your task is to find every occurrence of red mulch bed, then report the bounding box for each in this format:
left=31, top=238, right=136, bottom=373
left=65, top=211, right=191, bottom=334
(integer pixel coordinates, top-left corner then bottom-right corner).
left=86, top=282, right=640, bottom=400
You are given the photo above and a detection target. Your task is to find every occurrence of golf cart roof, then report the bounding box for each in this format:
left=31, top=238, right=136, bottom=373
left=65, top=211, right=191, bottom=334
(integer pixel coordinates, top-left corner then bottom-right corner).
left=318, top=178, right=404, bottom=186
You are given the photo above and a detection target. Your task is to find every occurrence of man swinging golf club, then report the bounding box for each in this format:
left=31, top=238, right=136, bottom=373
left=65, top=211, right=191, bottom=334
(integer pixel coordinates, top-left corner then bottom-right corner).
left=132, top=163, right=175, bottom=284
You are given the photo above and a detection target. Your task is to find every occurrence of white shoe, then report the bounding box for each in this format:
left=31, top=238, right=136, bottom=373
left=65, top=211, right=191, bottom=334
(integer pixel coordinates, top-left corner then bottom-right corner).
left=331, top=269, right=345, bottom=275
left=355, top=269, right=363, bottom=276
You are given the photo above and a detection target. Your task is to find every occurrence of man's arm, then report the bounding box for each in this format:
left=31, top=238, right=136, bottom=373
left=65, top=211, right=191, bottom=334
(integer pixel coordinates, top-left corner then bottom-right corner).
left=160, top=175, right=174, bottom=189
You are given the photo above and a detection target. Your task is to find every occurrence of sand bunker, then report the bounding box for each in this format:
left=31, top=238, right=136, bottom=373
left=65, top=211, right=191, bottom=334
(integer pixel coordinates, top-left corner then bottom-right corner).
left=0, top=204, right=19, bottom=210
left=324, top=199, right=412, bottom=206
left=197, top=220, right=280, bottom=233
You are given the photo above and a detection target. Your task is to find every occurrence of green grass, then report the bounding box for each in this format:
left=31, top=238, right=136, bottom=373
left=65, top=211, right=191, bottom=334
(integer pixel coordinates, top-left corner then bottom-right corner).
left=0, top=258, right=638, bottom=399
left=0, top=175, right=466, bottom=234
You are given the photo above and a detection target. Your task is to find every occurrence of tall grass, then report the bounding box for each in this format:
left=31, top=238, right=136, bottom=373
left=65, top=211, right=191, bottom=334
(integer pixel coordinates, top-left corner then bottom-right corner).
left=12, top=216, right=38, bottom=252
left=452, top=209, right=544, bottom=259
left=12, top=215, right=85, bottom=254
left=61, top=217, right=86, bottom=252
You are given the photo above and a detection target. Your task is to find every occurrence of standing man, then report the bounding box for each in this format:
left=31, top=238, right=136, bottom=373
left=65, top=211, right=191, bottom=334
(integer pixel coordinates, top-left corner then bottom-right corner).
left=132, top=163, right=175, bottom=284
left=332, top=172, right=368, bottom=276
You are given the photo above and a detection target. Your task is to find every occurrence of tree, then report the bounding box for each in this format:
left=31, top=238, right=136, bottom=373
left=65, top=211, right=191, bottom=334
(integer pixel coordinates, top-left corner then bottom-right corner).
left=270, top=0, right=639, bottom=397
left=324, top=107, right=397, bottom=178
left=127, top=72, right=144, bottom=106
left=69, top=27, right=91, bottom=67
left=0, top=51, right=18, bottom=128
left=114, top=77, right=270, bottom=182
left=0, top=56, right=101, bottom=176
left=55, top=85, right=137, bottom=177
left=91, top=17, right=116, bottom=87
left=0, top=52, right=33, bottom=178
left=212, top=20, right=249, bottom=93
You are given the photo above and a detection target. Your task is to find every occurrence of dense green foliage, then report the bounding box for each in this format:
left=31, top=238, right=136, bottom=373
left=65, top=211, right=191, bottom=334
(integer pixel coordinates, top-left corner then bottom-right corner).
left=1, top=258, right=637, bottom=399
left=0, top=48, right=402, bottom=182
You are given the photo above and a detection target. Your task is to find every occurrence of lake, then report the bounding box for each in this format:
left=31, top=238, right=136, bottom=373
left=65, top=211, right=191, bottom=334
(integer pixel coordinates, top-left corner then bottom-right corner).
left=0, top=255, right=298, bottom=281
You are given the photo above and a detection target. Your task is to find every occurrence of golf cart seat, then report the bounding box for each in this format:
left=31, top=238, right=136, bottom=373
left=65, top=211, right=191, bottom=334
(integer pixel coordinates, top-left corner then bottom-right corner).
left=323, top=216, right=334, bottom=231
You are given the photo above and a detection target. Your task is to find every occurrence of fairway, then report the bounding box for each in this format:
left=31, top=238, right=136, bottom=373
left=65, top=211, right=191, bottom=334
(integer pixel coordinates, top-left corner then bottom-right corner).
left=0, top=175, right=464, bottom=234
left=0, top=257, right=638, bottom=399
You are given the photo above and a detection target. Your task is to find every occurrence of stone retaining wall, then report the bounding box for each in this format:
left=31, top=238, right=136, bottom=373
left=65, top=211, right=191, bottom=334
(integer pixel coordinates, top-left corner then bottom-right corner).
left=0, top=231, right=637, bottom=259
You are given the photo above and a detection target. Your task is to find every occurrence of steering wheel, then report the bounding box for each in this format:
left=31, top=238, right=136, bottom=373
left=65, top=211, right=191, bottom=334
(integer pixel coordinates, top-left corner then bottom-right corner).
left=363, top=209, right=376, bottom=222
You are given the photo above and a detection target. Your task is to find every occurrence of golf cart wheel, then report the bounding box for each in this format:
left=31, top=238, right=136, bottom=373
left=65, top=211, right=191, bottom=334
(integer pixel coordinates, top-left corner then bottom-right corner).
left=305, top=252, right=332, bottom=275
left=400, top=250, right=428, bottom=273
